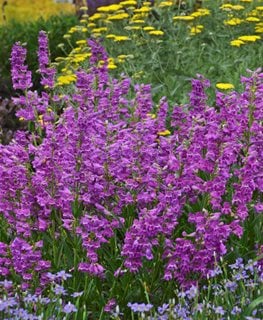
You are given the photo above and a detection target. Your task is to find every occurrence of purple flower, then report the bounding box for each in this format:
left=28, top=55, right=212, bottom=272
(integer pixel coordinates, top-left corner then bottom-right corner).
left=53, top=284, right=67, bottom=295
left=10, top=42, right=32, bottom=90
left=225, top=280, right=238, bottom=292
left=56, top=270, right=72, bottom=281
left=158, top=303, right=169, bottom=314
left=214, top=306, right=225, bottom=315
left=127, top=302, right=153, bottom=313
left=71, top=291, right=84, bottom=298
left=231, top=306, right=241, bottom=315
left=104, top=298, right=117, bottom=312
left=37, top=31, right=56, bottom=88
left=63, top=302, right=77, bottom=314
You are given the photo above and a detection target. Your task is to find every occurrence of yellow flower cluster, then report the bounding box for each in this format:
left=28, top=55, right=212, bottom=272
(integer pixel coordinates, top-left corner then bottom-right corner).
left=54, top=0, right=263, bottom=87
left=216, top=83, right=235, bottom=90
left=0, top=0, right=74, bottom=24
left=173, top=8, right=210, bottom=36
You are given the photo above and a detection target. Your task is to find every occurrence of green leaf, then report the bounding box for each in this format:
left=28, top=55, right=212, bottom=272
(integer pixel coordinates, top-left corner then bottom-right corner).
left=245, top=296, right=263, bottom=316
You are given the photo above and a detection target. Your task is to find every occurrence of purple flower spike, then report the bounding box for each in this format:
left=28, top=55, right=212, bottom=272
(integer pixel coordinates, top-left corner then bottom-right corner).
left=10, top=42, right=32, bottom=90
left=38, top=31, right=56, bottom=88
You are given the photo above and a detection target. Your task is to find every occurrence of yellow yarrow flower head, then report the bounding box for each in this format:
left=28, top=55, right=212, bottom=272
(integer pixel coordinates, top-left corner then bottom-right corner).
left=238, top=35, right=261, bottom=42
left=157, top=129, right=171, bottom=136
left=190, top=25, right=204, bottom=35
left=230, top=39, right=245, bottom=47
left=216, top=83, right=235, bottom=90
left=98, top=4, right=122, bottom=12
left=120, top=0, right=137, bottom=6
left=107, top=13, right=129, bottom=21
left=147, top=113, right=157, bottom=119
left=173, top=15, right=195, bottom=21
left=224, top=18, right=243, bottom=26
left=106, top=34, right=116, bottom=39
left=57, top=74, right=77, bottom=86
left=246, top=17, right=260, bottom=22
left=197, top=8, right=210, bottom=16
left=108, top=63, right=117, bottom=69
left=143, top=26, right=155, bottom=31
left=158, top=1, right=173, bottom=8
left=114, top=36, right=131, bottom=41
left=220, top=4, right=244, bottom=11
left=130, top=19, right=145, bottom=24
left=134, top=6, right=151, bottom=13
left=76, top=40, right=87, bottom=46
left=88, top=13, right=104, bottom=21
left=148, top=30, right=164, bottom=36
left=88, top=23, right=96, bottom=28
left=91, top=27, right=107, bottom=33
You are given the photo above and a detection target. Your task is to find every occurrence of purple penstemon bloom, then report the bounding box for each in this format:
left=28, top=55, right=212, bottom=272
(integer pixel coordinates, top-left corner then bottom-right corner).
left=37, top=30, right=56, bottom=88
left=10, top=42, right=32, bottom=90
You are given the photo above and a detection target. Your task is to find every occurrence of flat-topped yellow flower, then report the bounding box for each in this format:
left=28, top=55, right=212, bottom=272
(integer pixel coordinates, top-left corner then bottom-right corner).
left=238, top=35, right=261, bottom=42
left=143, top=26, right=155, bottom=31
left=173, top=16, right=195, bottom=21
left=107, top=13, right=129, bottom=20
left=246, top=17, right=260, bottom=22
left=190, top=25, right=204, bottom=35
left=131, top=19, right=145, bottom=24
left=148, top=30, right=164, bottom=36
left=120, top=0, right=137, bottom=6
left=72, top=53, right=91, bottom=63
left=98, top=4, right=122, bottom=12
left=191, top=8, right=210, bottom=18
left=230, top=39, right=245, bottom=47
left=108, top=63, right=117, bottom=69
left=88, top=13, right=103, bottom=21
left=220, top=4, right=244, bottom=11
left=157, top=130, right=171, bottom=136
left=106, top=34, right=116, bottom=39
left=76, top=40, right=87, bottom=46
left=224, top=18, right=243, bottom=26
left=114, top=36, right=131, bottom=41
left=91, top=27, right=107, bottom=33
left=158, top=1, right=173, bottom=8
left=255, top=23, right=263, bottom=33
left=87, top=23, right=96, bottom=28
left=57, top=74, right=77, bottom=86
left=216, top=83, right=235, bottom=90
left=134, top=6, right=151, bottom=13
left=132, top=13, right=147, bottom=20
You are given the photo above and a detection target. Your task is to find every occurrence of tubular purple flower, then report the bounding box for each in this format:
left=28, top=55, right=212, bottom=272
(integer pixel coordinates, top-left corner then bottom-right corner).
left=10, top=42, right=32, bottom=90
left=38, top=31, right=56, bottom=88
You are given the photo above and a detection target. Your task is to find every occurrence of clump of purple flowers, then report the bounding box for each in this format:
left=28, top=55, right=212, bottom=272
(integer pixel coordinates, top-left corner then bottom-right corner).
left=1, top=36, right=262, bottom=298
